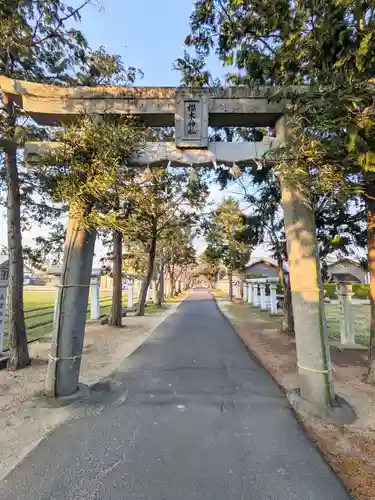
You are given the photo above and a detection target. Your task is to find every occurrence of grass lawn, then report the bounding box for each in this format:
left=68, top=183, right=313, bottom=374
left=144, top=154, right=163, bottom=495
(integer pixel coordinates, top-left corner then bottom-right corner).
left=165, top=293, right=188, bottom=303
left=7, top=289, right=360, bottom=347
left=2, top=289, right=167, bottom=351
left=325, top=303, right=370, bottom=345
left=211, top=289, right=228, bottom=298
left=144, top=304, right=165, bottom=313
left=210, top=288, right=371, bottom=346
left=2, top=289, right=123, bottom=351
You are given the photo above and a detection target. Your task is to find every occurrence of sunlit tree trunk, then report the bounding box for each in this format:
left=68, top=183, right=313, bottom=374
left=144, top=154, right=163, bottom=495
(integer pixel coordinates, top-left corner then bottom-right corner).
left=137, top=220, right=157, bottom=317
left=278, top=254, right=294, bottom=335
left=170, top=266, right=176, bottom=297
left=157, top=257, right=165, bottom=306
left=228, top=269, right=233, bottom=301
left=110, top=230, right=123, bottom=327
left=365, top=173, right=375, bottom=384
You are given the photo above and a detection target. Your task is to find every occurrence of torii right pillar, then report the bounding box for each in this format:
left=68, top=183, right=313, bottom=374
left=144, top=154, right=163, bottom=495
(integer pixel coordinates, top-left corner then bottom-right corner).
left=276, top=117, right=335, bottom=409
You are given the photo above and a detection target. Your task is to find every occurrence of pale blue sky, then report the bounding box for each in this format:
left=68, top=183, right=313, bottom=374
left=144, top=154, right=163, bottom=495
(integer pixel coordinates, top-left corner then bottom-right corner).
left=79, top=0, right=226, bottom=86
left=0, top=1, right=266, bottom=260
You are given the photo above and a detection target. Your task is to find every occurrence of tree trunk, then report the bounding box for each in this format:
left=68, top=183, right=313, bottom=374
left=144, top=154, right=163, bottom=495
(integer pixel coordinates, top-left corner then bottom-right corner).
left=4, top=98, right=30, bottom=370
left=170, top=267, right=175, bottom=297
left=157, top=260, right=165, bottom=306
left=228, top=269, right=233, bottom=301
left=282, top=277, right=295, bottom=336
left=278, top=254, right=294, bottom=335
left=110, top=230, right=123, bottom=327
left=365, top=173, right=375, bottom=384
left=136, top=224, right=157, bottom=317
left=174, top=268, right=184, bottom=295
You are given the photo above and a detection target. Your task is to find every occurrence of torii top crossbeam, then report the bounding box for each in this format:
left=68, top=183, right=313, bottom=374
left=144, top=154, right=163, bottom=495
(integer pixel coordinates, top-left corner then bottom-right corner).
left=0, top=76, right=288, bottom=167
left=0, top=76, right=286, bottom=129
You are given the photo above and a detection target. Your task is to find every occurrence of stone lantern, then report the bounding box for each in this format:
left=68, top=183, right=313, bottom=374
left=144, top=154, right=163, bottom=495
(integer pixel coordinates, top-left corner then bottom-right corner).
left=333, top=279, right=367, bottom=350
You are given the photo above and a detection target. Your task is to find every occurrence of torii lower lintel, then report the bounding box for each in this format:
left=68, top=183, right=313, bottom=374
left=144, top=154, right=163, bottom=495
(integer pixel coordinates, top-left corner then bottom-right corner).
left=24, top=137, right=279, bottom=169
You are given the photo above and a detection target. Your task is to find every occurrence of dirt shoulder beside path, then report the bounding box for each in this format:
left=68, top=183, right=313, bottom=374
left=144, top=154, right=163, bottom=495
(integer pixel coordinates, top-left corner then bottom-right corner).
left=215, top=294, right=375, bottom=500
left=0, top=297, right=186, bottom=482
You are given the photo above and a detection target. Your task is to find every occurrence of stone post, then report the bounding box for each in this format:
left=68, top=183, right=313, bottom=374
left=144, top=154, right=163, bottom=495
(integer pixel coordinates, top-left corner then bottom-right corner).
left=247, top=281, right=253, bottom=304
left=259, top=280, right=267, bottom=310
left=147, top=282, right=153, bottom=302
left=53, top=284, right=59, bottom=325
left=90, top=273, right=101, bottom=321
left=0, top=271, right=9, bottom=355
left=127, top=282, right=134, bottom=309
left=253, top=282, right=260, bottom=307
left=250, top=282, right=254, bottom=305
left=269, top=279, right=278, bottom=315
left=338, top=283, right=355, bottom=345
left=243, top=281, right=248, bottom=302
left=152, top=280, right=158, bottom=304
left=277, top=116, right=335, bottom=407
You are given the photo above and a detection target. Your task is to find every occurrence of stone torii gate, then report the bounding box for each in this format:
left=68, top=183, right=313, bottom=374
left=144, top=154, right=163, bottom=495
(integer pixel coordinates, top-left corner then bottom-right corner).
left=0, top=76, right=338, bottom=414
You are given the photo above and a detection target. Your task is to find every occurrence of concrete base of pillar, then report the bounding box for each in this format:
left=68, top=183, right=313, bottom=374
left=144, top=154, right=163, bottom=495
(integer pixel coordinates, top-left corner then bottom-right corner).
left=0, top=355, right=9, bottom=370
left=330, top=341, right=367, bottom=351
left=287, top=389, right=356, bottom=425
left=43, top=382, right=90, bottom=405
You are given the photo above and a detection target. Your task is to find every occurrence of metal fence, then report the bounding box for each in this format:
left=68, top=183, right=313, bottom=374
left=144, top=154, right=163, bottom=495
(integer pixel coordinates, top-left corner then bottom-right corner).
left=3, top=295, right=115, bottom=351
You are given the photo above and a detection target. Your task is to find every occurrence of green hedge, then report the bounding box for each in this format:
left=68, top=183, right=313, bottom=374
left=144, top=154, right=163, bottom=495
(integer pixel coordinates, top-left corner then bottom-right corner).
left=324, top=283, right=369, bottom=300
left=246, top=280, right=369, bottom=299
left=324, top=284, right=338, bottom=300
left=352, top=283, right=370, bottom=299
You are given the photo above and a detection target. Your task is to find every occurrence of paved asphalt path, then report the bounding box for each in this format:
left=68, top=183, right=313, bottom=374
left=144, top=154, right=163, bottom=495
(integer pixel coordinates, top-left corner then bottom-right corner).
left=1, top=290, right=349, bottom=500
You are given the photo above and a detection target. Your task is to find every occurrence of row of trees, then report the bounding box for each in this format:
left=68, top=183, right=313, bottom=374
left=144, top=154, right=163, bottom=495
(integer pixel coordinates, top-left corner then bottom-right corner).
left=177, top=0, right=375, bottom=383
left=4, top=107, right=204, bottom=370
left=0, top=1, right=203, bottom=372
left=202, top=198, right=253, bottom=301
left=1, top=0, right=101, bottom=370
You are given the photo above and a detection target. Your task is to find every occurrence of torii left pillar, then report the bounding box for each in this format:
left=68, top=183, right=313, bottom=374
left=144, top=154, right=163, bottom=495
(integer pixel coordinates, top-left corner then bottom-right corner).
left=45, top=207, right=96, bottom=398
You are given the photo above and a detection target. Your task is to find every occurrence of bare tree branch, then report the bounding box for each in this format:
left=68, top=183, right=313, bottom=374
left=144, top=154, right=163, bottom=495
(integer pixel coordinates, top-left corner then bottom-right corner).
left=32, top=0, right=93, bottom=46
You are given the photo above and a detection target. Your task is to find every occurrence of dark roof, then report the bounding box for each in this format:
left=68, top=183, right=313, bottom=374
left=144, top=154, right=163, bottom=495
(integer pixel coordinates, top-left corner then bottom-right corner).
left=0, top=257, right=32, bottom=273
left=0, top=257, right=8, bottom=270
left=331, top=272, right=361, bottom=283
left=245, top=259, right=289, bottom=273
left=327, top=259, right=360, bottom=268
